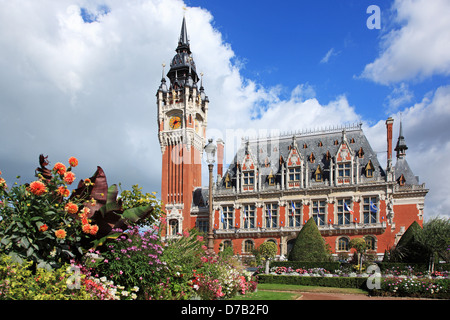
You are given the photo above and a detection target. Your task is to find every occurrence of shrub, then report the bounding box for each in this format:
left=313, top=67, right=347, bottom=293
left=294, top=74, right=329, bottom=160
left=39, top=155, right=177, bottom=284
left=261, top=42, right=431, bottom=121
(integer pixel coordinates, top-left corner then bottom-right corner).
left=257, top=274, right=368, bottom=289
left=288, top=218, right=330, bottom=262
left=0, top=156, right=90, bottom=270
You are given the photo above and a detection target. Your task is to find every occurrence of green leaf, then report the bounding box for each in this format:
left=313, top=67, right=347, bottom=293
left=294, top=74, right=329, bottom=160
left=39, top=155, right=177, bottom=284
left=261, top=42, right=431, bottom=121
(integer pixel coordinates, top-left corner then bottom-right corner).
left=26, top=246, right=34, bottom=257
left=0, top=237, right=11, bottom=246
left=99, top=201, right=122, bottom=217
left=20, top=236, right=30, bottom=249
left=106, top=184, right=119, bottom=204
left=121, top=204, right=154, bottom=223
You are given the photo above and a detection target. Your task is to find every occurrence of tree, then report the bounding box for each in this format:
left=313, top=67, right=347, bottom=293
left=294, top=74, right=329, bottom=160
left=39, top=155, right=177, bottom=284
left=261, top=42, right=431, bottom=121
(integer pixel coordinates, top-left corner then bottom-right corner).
left=349, top=238, right=367, bottom=273
left=288, top=218, right=330, bottom=262
left=258, top=242, right=278, bottom=274
left=390, top=221, right=428, bottom=263
left=416, top=217, right=450, bottom=273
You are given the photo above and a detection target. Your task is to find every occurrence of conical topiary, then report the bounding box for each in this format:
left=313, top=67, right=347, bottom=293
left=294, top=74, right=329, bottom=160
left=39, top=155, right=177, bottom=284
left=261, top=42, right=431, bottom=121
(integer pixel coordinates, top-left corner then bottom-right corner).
left=392, top=221, right=428, bottom=263
left=288, top=218, right=330, bottom=261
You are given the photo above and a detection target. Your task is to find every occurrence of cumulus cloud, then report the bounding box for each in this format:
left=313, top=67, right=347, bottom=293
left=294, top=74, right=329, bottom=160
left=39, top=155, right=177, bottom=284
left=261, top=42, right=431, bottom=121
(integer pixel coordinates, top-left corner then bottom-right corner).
left=361, top=0, right=450, bottom=84
left=0, top=0, right=448, bottom=220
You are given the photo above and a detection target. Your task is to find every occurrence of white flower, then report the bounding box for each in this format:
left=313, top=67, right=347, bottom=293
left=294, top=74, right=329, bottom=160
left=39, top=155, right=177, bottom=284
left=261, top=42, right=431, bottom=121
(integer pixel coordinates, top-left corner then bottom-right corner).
left=121, top=291, right=129, bottom=296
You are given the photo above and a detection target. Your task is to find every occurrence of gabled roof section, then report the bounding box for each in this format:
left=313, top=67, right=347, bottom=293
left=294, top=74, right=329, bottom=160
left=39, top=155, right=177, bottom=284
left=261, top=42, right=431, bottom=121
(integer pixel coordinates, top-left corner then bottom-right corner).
left=287, top=144, right=302, bottom=167
left=335, top=130, right=353, bottom=162
left=217, top=123, right=385, bottom=190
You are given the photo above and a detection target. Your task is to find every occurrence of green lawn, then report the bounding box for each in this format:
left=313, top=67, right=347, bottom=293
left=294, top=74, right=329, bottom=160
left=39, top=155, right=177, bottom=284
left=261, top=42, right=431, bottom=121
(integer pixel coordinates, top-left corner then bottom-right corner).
left=229, top=283, right=368, bottom=300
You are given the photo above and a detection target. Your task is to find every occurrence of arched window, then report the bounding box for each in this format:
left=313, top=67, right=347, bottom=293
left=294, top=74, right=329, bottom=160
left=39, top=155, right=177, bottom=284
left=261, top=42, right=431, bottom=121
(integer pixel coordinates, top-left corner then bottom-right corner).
left=365, top=236, right=376, bottom=251
left=222, top=240, right=232, bottom=249
left=169, top=219, right=179, bottom=236
left=243, top=240, right=254, bottom=253
left=338, top=237, right=349, bottom=251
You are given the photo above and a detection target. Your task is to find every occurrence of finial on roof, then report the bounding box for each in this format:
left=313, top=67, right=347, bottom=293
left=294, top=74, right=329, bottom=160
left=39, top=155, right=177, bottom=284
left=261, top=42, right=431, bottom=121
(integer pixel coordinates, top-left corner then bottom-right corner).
left=395, top=118, right=408, bottom=159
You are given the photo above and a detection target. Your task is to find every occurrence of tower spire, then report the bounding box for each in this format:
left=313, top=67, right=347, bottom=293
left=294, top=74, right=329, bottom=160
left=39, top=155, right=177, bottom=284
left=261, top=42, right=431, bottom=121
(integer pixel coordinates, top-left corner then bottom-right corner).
left=167, top=16, right=198, bottom=86
left=177, top=15, right=190, bottom=54
left=395, top=119, right=408, bottom=159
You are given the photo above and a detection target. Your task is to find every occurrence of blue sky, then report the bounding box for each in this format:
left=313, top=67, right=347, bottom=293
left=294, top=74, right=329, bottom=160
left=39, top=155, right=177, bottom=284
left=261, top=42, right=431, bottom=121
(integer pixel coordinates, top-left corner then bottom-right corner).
left=0, top=0, right=449, bottom=219
left=187, top=0, right=443, bottom=121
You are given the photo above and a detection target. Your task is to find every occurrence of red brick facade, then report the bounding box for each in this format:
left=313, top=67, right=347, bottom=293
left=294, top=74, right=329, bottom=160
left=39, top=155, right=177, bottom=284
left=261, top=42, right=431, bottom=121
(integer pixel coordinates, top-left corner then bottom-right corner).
left=157, top=18, right=428, bottom=260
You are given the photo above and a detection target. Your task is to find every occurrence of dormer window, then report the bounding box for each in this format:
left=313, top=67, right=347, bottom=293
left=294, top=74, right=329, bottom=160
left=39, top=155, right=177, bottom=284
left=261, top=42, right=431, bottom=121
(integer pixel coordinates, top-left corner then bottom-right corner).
left=338, top=163, right=351, bottom=178
left=303, top=143, right=308, bottom=149
left=318, top=141, right=323, bottom=147
left=224, top=173, right=231, bottom=189
left=288, top=167, right=300, bottom=182
left=365, top=160, right=374, bottom=178
left=268, top=172, right=275, bottom=186
left=309, top=152, right=315, bottom=163
left=243, top=171, right=254, bottom=186
left=357, top=147, right=365, bottom=159
left=314, top=165, right=323, bottom=182
left=398, top=174, right=406, bottom=186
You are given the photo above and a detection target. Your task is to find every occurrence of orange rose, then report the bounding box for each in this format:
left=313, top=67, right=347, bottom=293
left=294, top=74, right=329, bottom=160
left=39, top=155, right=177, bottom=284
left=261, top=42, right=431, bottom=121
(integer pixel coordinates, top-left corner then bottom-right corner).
left=53, top=162, right=66, bottom=175
left=29, top=181, right=47, bottom=196
left=64, top=202, right=78, bottom=214
left=63, top=171, right=76, bottom=185
left=55, top=229, right=66, bottom=239
left=68, top=157, right=78, bottom=167
left=39, top=224, right=48, bottom=232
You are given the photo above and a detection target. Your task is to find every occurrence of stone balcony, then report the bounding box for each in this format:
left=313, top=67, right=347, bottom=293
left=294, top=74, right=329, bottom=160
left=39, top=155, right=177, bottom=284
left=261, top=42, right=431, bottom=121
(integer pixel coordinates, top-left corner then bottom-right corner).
left=214, top=221, right=387, bottom=238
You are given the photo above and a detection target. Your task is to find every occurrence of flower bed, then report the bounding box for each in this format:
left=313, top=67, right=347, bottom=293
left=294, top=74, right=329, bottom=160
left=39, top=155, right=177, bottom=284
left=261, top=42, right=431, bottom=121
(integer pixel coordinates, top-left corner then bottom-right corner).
left=0, top=156, right=257, bottom=300
left=256, top=264, right=450, bottom=299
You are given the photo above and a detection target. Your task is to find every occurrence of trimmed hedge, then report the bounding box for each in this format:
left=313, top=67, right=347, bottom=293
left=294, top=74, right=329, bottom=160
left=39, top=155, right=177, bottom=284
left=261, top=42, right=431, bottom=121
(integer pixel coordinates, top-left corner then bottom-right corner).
left=257, top=274, right=369, bottom=290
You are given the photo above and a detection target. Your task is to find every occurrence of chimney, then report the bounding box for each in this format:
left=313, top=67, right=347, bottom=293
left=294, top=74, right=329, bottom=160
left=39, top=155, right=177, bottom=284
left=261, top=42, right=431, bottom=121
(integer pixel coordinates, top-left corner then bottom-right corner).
left=216, top=138, right=224, bottom=178
left=385, top=117, right=394, bottom=174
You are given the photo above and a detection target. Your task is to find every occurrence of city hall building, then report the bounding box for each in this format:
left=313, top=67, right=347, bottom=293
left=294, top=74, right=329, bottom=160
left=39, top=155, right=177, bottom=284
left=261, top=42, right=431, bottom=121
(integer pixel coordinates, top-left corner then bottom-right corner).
left=157, top=17, right=428, bottom=259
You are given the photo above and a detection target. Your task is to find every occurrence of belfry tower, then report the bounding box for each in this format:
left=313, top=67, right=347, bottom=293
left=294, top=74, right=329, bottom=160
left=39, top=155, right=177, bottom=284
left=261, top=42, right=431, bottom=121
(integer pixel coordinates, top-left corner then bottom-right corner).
left=157, top=16, right=209, bottom=237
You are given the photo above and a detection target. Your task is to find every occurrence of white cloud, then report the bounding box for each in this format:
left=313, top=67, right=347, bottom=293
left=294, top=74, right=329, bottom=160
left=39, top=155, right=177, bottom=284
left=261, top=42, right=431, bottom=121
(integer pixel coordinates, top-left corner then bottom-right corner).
left=0, top=0, right=448, bottom=221
left=365, top=85, right=450, bottom=219
left=361, top=0, right=450, bottom=84
left=320, top=48, right=338, bottom=64
left=385, top=82, right=414, bottom=112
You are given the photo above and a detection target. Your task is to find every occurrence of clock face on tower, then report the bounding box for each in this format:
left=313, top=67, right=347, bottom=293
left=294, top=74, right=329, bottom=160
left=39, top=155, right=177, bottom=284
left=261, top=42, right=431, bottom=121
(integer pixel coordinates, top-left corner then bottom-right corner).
left=169, top=116, right=181, bottom=129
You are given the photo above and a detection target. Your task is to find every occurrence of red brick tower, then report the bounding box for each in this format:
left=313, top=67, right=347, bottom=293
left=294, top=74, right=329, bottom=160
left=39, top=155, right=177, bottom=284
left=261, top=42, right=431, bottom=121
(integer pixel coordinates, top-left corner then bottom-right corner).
left=157, top=17, right=209, bottom=238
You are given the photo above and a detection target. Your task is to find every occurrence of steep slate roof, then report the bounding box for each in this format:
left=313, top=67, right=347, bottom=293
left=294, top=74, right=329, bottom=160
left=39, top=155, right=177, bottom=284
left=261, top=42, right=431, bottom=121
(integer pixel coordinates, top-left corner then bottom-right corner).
left=394, top=158, right=419, bottom=186
left=218, top=124, right=386, bottom=190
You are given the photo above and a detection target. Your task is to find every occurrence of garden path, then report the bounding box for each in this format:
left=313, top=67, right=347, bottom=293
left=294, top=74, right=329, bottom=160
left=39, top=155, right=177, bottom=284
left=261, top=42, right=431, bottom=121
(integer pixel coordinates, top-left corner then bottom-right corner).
left=297, top=292, right=434, bottom=300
